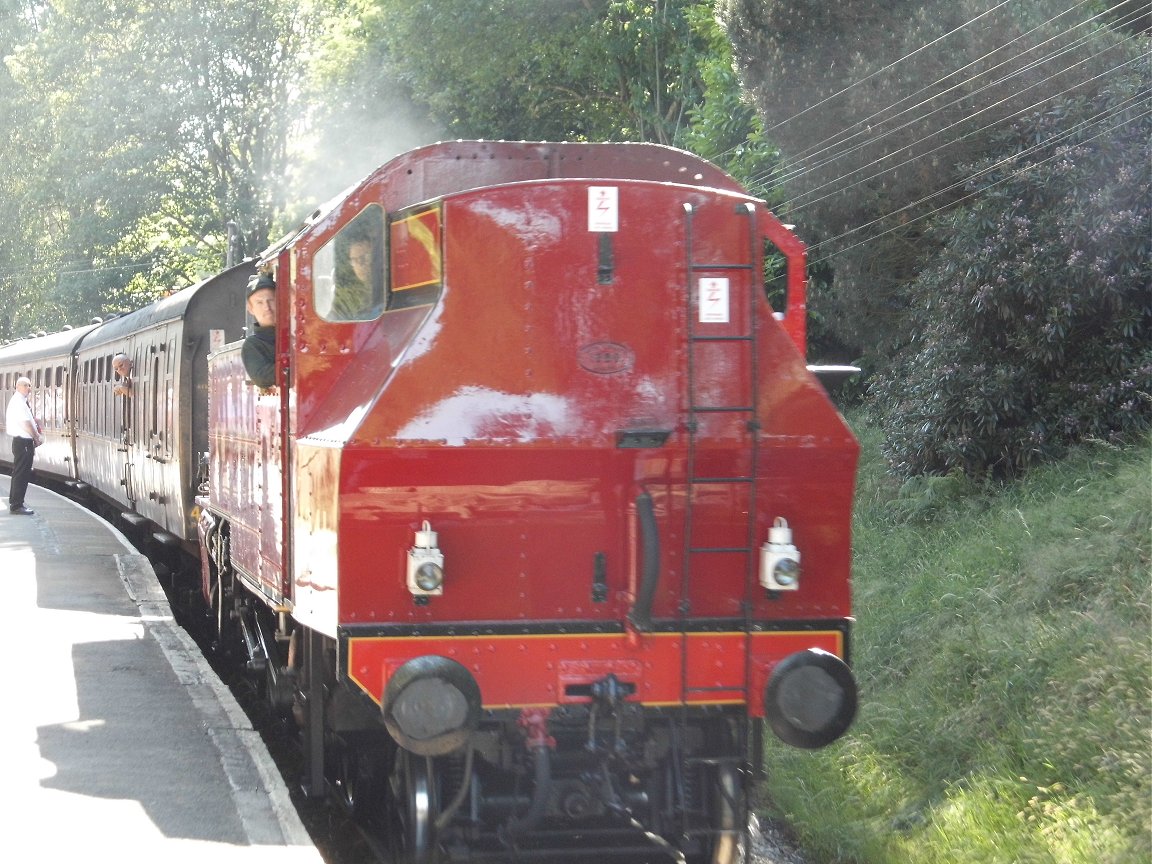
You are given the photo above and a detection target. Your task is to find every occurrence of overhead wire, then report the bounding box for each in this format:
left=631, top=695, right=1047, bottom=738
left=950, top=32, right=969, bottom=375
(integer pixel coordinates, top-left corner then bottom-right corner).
left=697, top=1, right=1042, bottom=170
left=772, top=0, right=1139, bottom=189
left=760, top=0, right=1022, bottom=133
left=810, top=88, right=1149, bottom=253
left=781, top=41, right=1147, bottom=217
left=806, top=98, right=1150, bottom=268
left=0, top=258, right=158, bottom=284
left=770, top=0, right=1118, bottom=176
left=728, top=0, right=1149, bottom=264
left=704, top=0, right=1125, bottom=186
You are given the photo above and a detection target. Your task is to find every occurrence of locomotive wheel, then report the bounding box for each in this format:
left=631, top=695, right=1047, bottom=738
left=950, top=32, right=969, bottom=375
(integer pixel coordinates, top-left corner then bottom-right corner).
left=677, top=720, right=746, bottom=864
left=392, top=750, right=440, bottom=864
left=331, top=739, right=386, bottom=823
left=334, top=746, right=364, bottom=820
left=333, top=745, right=363, bottom=815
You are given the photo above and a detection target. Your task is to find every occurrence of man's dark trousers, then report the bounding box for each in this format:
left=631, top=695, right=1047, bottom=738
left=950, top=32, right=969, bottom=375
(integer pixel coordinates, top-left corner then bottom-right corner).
left=9, top=437, right=34, bottom=510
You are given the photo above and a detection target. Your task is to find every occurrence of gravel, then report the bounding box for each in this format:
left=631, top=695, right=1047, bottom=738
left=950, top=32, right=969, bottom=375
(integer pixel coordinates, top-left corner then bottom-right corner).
left=750, top=812, right=809, bottom=864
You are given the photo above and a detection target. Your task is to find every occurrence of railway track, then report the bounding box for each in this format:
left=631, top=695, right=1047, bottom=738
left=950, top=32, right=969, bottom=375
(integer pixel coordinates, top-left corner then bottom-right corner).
left=193, top=615, right=811, bottom=864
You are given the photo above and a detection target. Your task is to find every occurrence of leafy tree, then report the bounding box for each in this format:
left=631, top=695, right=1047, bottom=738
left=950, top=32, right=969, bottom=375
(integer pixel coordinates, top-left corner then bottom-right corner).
left=869, top=70, right=1151, bottom=478
left=0, top=0, right=783, bottom=340
left=291, top=0, right=444, bottom=207
left=0, top=3, right=67, bottom=337
left=721, top=0, right=1150, bottom=476
left=362, top=0, right=711, bottom=145
left=680, top=2, right=780, bottom=202
left=0, top=0, right=318, bottom=336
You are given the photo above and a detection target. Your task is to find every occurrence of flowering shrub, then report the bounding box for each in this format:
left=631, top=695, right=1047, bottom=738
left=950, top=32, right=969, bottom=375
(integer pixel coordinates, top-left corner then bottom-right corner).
left=870, top=74, right=1151, bottom=478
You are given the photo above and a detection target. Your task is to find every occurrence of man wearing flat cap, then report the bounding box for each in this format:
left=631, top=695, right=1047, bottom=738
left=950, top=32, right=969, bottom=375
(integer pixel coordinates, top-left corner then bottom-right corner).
left=242, top=272, right=277, bottom=388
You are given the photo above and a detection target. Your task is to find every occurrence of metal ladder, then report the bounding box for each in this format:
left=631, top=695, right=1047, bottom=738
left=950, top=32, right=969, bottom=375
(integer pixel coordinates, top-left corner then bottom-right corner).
left=679, top=200, right=761, bottom=684
left=677, top=201, right=761, bottom=850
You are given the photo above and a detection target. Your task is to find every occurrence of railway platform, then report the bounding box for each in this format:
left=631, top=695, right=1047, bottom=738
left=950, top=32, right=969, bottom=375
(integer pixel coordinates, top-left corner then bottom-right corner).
left=0, top=476, right=324, bottom=863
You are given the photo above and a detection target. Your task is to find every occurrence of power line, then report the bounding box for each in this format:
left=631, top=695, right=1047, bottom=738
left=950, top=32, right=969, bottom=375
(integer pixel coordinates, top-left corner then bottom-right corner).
left=808, top=94, right=1147, bottom=256
left=761, top=0, right=1022, bottom=133
left=0, top=258, right=157, bottom=284
left=715, top=0, right=1148, bottom=271
left=781, top=46, right=1146, bottom=217
left=806, top=100, right=1150, bottom=267
left=770, top=3, right=1147, bottom=197
left=773, top=0, right=1113, bottom=174
left=773, top=0, right=1136, bottom=187
left=708, top=0, right=1143, bottom=222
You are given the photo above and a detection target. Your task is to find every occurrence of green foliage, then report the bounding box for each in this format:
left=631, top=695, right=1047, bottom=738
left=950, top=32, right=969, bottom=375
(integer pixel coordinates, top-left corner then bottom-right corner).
left=763, top=417, right=1151, bottom=863
left=290, top=0, right=443, bottom=206
left=680, top=3, right=781, bottom=204
left=868, top=68, right=1151, bottom=479
left=367, top=0, right=711, bottom=145
left=0, top=0, right=318, bottom=337
left=0, top=0, right=793, bottom=341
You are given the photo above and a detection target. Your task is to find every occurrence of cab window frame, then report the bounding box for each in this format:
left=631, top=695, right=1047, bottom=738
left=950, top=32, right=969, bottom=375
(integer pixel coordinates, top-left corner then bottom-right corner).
left=313, top=204, right=388, bottom=323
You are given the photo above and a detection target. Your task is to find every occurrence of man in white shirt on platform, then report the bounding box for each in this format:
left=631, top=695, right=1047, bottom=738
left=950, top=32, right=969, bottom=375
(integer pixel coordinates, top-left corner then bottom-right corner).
left=6, top=376, right=41, bottom=515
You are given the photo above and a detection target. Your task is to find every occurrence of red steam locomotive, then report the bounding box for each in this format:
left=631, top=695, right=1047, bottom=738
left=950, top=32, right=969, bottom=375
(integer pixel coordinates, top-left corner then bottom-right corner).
left=1, top=140, right=858, bottom=863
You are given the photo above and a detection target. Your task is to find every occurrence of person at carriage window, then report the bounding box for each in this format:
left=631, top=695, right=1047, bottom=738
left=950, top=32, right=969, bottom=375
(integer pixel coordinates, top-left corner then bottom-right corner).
left=112, top=352, right=133, bottom=396
left=242, top=272, right=278, bottom=388
left=6, top=376, right=41, bottom=515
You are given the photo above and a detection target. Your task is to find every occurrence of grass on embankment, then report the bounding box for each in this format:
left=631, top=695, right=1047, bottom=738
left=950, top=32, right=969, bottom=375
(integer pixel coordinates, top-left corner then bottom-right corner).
left=761, top=416, right=1151, bottom=864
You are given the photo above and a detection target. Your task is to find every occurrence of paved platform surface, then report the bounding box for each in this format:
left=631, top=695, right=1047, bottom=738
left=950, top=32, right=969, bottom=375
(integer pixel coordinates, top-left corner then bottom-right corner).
left=0, top=477, right=325, bottom=862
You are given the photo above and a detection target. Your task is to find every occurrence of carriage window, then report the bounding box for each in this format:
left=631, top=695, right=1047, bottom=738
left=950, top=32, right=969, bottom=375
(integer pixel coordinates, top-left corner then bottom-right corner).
left=151, top=355, right=160, bottom=436
left=314, top=204, right=386, bottom=322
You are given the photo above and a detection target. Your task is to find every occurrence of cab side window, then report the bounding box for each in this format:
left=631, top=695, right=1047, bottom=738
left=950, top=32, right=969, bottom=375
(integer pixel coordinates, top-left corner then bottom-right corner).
left=314, top=205, right=386, bottom=322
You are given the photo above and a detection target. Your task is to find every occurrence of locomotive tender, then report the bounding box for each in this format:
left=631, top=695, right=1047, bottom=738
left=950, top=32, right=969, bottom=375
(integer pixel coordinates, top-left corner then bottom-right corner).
left=0, top=141, right=858, bottom=863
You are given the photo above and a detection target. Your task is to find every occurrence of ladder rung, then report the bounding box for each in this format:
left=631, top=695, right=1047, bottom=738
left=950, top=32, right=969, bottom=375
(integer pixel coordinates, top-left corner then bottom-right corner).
left=688, top=476, right=753, bottom=484
left=688, top=405, right=753, bottom=414
left=689, top=334, right=753, bottom=342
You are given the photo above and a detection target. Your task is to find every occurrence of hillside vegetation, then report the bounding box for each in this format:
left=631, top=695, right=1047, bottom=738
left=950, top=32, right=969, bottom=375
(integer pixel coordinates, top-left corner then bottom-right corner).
left=762, top=416, right=1150, bottom=863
